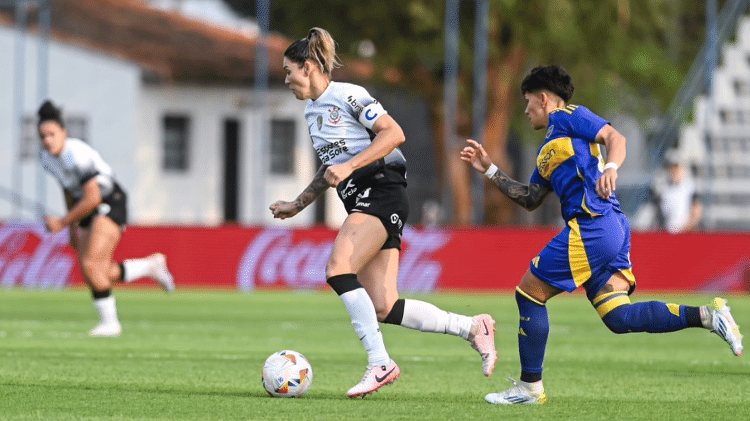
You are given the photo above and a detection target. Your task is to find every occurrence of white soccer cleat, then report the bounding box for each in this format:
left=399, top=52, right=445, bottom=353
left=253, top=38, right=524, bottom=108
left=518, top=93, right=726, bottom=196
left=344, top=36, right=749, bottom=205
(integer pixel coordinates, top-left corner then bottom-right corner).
left=470, top=314, right=498, bottom=377
left=709, top=297, right=743, bottom=356
left=485, top=376, right=547, bottom=405
left=89, top=322, right=122, bottom=337
left=346, top=359, right=401, bottom=398
left=150, top=253, right=175, bottom=293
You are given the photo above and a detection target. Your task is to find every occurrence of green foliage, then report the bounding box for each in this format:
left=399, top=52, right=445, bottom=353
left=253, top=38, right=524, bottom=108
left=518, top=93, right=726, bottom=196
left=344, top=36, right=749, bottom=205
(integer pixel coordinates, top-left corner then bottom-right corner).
left=1, top=288, right=749, bottom=420
left=224, top=0, right=709, bottom=132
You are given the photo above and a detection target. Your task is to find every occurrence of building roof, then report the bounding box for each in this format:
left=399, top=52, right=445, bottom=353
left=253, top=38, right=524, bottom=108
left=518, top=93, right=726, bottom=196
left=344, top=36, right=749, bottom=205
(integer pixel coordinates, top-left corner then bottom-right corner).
left=0, top=0, right=372, bottom=86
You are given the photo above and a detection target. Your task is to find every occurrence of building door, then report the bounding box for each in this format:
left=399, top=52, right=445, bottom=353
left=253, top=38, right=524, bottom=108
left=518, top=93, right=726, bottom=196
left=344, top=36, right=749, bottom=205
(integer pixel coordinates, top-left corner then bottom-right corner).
left=223, top=119, right=240, bottom=223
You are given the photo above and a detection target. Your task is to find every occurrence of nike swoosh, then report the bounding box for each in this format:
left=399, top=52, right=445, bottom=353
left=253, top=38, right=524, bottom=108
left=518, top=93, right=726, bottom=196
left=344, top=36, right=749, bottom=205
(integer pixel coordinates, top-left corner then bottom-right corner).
left=482, top=320, right=489, bottom=335
left=375, top=367, right=396, bottom=383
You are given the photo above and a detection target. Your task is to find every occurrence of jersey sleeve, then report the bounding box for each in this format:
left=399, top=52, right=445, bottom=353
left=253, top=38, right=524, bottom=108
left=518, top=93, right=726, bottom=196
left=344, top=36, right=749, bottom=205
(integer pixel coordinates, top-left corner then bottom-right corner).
left=343, top=85, right=388, bottom=130
left=529, top=166, right=551, bottom=188
left=568, top=107, right=608, bottom=142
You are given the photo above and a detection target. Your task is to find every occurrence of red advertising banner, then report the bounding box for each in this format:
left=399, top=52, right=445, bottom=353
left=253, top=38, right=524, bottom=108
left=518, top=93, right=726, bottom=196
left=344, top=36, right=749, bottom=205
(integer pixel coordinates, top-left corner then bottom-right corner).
left=2, top=221, right=749, bottom=293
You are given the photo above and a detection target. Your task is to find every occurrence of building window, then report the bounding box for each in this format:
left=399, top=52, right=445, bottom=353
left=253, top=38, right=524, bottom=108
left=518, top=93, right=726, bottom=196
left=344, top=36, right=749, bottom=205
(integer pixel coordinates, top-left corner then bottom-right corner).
left=20, top=114, right=88, bottom=160
left=270, top=119, right=296, bottom=175
left=163, top=115, right=190, bottom=171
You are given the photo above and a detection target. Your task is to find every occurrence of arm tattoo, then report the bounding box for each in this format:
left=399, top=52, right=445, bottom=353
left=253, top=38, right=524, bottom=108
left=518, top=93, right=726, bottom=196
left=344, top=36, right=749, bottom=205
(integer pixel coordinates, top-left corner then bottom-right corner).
left=294, top=165, right=330, bottom=211
left=489, top=168, right=551, bottom=211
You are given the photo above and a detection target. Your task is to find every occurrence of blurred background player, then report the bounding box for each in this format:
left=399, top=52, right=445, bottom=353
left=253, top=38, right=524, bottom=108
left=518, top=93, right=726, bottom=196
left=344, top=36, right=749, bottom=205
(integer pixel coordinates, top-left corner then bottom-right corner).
left=38, top=100, right=175, bottom=337
left=460, top=65, right=743, bottom=405
left=270, top=27, right=497, bottom=398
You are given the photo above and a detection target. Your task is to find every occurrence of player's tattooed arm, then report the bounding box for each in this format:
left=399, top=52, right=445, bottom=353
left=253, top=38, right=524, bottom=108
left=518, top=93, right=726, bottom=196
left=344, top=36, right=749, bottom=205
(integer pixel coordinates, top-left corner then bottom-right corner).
left=488, top=169, right=551, bottom=211
left=294, top=165, right=330, bottom=211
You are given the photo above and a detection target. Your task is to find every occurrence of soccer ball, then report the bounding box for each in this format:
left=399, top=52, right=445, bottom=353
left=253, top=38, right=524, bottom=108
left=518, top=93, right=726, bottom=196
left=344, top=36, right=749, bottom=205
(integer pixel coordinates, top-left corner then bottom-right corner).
left=261, top=350, right=314, bottom=398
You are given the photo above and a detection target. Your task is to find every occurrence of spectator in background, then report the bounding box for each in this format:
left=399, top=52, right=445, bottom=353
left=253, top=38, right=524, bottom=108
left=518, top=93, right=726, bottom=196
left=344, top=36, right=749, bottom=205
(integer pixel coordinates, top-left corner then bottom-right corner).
left=650, top=149, right=703, bottom=233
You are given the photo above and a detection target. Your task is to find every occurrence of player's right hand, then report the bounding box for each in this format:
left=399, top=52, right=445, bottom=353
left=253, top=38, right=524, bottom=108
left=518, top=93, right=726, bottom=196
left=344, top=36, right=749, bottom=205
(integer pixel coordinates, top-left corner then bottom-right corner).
left=269, top=200, right=301, bottom=220
left=460, top=139, right=493, bottom=173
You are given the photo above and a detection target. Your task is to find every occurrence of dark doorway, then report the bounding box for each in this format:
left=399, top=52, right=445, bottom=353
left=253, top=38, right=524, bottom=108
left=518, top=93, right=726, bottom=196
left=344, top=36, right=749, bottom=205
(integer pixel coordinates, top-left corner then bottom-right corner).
left=223, top=119, right=240, bottom=223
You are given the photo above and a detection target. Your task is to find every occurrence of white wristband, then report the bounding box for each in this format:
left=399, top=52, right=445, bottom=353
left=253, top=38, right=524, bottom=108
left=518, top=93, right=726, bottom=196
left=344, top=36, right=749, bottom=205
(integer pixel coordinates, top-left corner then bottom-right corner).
left=484, top=164, right=498, bottom=179
left=604, top=162, right=619, bottom=172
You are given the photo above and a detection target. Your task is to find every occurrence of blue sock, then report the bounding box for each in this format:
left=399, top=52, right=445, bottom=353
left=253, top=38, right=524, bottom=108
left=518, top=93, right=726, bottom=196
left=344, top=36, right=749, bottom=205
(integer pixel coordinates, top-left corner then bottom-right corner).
left=516, top=290, right=548, bottom=383
left=600, top=298, right=695, bottom=334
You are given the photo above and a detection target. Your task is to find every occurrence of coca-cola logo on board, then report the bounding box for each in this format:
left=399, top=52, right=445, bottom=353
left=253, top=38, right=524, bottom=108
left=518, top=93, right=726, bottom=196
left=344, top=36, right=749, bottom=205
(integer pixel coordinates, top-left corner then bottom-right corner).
left=236, top=227, right=450, bottom=292
left=0, top=222, right=75, bottom=289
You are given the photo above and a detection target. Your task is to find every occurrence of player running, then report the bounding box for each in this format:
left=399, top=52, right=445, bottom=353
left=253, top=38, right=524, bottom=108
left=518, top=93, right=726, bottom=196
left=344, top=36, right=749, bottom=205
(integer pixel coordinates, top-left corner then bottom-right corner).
left=38, top=100, right=175, bottom=337
left=270, top=27, right=497, bottom=398
left=460, top=65, right=743, bottom=405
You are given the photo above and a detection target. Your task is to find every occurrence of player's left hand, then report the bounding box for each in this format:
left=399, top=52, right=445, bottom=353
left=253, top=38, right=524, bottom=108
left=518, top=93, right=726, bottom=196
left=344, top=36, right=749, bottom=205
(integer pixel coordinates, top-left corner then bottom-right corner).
left=596, top=168, right=618, bottom=199
left=45, top=216, right=64, bottom=234
left=324, top=163, right=354, bottom=187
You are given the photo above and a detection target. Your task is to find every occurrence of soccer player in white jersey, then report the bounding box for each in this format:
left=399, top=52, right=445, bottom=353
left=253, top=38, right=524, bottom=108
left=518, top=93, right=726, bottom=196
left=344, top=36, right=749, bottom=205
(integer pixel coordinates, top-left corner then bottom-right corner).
left=37, top=100, right=175, bottom=337
left=270, top=27, right=498, bottom=398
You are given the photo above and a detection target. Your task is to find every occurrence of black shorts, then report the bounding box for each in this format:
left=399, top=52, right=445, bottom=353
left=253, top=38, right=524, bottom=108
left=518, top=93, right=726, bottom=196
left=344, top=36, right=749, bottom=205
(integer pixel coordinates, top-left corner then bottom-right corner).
left=336, top=169, right=409, bottom=250
left=79, top=183, right=128, bottom=228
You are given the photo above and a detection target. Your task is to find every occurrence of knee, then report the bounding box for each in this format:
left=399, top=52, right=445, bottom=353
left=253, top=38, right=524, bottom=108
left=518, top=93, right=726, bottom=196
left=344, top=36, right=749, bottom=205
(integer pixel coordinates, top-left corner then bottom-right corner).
left=325, top=256, right=349, bottom=279
left=80, top=257, right=99, bottom=278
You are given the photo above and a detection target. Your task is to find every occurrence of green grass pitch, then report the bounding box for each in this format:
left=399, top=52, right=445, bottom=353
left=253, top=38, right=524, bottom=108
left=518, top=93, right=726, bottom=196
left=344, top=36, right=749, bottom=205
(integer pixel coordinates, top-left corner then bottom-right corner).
left=1, top=288, right=749, bottom=420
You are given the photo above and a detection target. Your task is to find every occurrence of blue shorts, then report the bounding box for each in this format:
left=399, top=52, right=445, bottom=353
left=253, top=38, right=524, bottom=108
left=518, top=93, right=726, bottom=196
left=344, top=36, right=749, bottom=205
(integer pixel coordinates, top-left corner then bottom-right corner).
left=529, top=211, right=636, bottom=301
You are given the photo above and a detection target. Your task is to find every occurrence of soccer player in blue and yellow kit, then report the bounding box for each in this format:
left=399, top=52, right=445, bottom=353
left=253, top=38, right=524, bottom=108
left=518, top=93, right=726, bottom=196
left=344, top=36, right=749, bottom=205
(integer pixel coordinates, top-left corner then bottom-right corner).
left=460, top=65, right=743, bottom=405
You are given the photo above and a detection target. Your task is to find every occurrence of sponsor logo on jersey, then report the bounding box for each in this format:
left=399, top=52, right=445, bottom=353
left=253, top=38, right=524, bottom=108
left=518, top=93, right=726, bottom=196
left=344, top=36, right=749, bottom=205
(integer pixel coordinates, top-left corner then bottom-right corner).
left=346, top=95, right=363, bottom=114
left=316, top=140, right=349, bottom=164
left=328, top=106, right=342, bottom=124
left=546, top=125, right=554, bottom=139
left=538, top=149, right=556, bottom=175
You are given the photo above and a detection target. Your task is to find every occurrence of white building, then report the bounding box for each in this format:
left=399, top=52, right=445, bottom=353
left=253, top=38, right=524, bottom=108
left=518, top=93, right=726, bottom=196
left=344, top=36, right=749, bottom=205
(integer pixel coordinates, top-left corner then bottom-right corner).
left=0, top=0, right=361, bottom=227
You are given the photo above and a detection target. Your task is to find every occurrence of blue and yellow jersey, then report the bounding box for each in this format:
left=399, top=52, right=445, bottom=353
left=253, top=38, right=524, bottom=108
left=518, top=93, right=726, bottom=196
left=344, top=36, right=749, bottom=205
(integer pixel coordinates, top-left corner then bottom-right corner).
left=529, top=105, right=622, bottom=222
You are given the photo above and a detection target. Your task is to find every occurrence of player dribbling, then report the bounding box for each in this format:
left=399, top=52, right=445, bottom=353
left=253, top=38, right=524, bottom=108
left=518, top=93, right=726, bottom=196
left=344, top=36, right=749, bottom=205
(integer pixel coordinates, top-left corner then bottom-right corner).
left=270, top=27, right=497, bottom=398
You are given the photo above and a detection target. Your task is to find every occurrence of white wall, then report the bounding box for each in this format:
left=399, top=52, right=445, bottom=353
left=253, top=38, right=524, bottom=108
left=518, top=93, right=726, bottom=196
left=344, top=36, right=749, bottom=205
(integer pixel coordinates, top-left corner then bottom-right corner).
left=0, top=24, right=345, bottom=228
left=0, top=25, right=140, bottom=221
left=138, top=86, right=334, bottom=227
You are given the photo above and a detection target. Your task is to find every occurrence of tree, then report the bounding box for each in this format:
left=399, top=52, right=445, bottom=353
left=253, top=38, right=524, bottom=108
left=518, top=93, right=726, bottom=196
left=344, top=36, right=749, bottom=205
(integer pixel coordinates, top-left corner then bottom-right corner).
left=224, top=0, right=707, bottom=225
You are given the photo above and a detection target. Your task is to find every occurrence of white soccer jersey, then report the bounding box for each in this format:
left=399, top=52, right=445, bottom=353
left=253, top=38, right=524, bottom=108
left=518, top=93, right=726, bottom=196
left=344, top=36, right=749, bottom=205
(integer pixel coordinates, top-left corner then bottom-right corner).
left=305, top=81, right=406, bottom=171
left=40, top=138, right=117, bottom=201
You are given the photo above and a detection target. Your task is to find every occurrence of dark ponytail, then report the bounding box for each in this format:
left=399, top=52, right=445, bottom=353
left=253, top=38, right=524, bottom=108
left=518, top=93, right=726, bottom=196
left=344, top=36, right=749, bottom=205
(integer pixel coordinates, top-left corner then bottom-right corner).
left=38, top=100, right=65, bottom=128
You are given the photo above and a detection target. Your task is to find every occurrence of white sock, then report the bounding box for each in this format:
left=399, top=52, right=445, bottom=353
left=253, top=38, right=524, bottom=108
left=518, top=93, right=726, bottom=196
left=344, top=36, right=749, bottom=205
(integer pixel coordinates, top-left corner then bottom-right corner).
left=122, top=257, right=153, bottom=282
left=93, top=296, right=120, bottom=325
left=339, top=288, right=390, bottom=367
left=401, top=299, right=474, bottom=340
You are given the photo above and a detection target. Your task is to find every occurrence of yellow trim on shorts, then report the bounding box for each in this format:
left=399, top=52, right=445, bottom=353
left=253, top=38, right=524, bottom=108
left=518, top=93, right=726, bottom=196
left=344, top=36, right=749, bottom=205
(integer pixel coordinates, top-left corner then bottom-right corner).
left=618, top=268, right=636, bottom=285
left=516, top=287, right=545, bottom=306
left=567, top=218, right=592, bottom=287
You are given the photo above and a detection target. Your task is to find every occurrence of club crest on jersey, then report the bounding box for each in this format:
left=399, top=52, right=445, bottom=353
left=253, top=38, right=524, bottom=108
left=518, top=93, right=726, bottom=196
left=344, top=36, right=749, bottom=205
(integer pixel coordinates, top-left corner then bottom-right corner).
left=328, top=106, right=342, bottom=124
left=317, top=115, right=323, bottom=130
left=546, top=125, right=554, bottom=139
